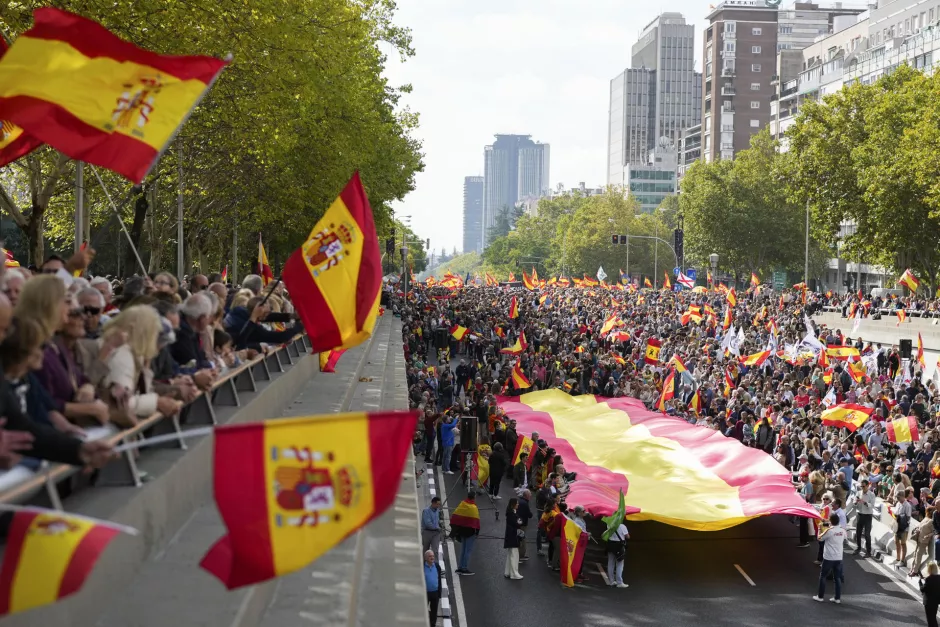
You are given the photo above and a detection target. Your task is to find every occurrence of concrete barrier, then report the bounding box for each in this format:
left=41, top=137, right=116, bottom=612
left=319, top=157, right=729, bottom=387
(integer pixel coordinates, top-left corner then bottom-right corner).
left=813, top=311, right=940, bottom=352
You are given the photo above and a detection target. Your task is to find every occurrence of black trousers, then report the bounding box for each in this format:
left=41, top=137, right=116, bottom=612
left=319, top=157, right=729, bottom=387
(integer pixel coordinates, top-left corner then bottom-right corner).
left=927, top=602, right=938, bottom=627
left=427, top=589, right=440, bottom=626
left=799, top=516, right=810, bottom=545
left=856, top=513, right=873, bottom=555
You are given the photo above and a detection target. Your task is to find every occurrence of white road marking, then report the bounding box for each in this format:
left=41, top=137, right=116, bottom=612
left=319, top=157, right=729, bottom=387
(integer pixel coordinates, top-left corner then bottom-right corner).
left=734, top=563, right=756, bottom=586
left=437, top=464, right=468, bottom=627
left=595, top=562, right=610, bottom=586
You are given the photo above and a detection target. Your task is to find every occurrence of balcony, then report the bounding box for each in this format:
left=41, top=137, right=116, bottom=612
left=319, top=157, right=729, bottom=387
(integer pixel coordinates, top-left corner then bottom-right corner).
left=721, top=85, right=736, bottom=96
left=721, top=124, right=734, bottom=131
left=721, top=104, right=735, bottom=113
left=721, top=143, right=734, bottom=151
left=721, top=68, right=736, bottom=77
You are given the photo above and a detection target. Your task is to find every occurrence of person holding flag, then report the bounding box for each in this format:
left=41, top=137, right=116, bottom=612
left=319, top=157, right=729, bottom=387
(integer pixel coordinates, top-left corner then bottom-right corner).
left=450, top=494, right=481, bottom=576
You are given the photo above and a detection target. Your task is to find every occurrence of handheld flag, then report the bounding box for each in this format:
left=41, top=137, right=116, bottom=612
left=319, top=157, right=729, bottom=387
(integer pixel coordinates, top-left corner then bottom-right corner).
left=560, top=516, right=588, bottom=587
left=511, top=361, right=532, bottom=389
left=0, top=38, right=41, bottom=168
left=898, top=269, right=919, bottom=292
left=0, top=507, right=135, bottom=616
left=0, top=8, right=229, bottom=183
left=656, top=370, right=676, bottom=411
left=750, top=272, right=760, bottom=288
left=645, top=338, right=661, bottom=365
left=601, top=489, right=626, bottom=541
left=512, top=435, right=535, bottom=468
left=450, top=325, right=469, bottom=341
left=897, top=310, right=908, bottom=325
left=282, top=173, right=382, bottom=353
left=644, top=277, right=653, bottom=288
left=820, top=403, right=872, bottom=433
left=500, top=331, right=528, bottom=355
left=200, top=410, right=418, bottom=589
left=663, top=272, right=672, bottom=290
left=318, top=349, right=345, bottom=373
left=917, top=333, right=926, bottom=369
left=220, top=265, right=228, bottom=283
left=509, top=296, right=519, bottom=319
left=689, top=390, right=703, bottom=415
left=739, top=350, right=771, bottom=367
left=522, top=271, right=535, bottom=290
left=727, top=288, right=737, bottom=307
left=722, top=307, right=732, bottom=331
left=471, top=450, right=490, bottom=487
left=886, top=416, right=919, bottom=444
left=258, top=235, right=274, bottom=286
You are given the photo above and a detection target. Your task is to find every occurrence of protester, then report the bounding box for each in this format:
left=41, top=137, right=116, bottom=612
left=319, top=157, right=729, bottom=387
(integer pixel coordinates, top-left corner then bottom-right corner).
left=421, top=496, right=442, bottom=554
left=814, top=512, right=846, bottom=603
left=606, top=518, right=630, bottom=589
left=423, top=549, right=442, bottom=626
left=503, top=496, right=524, bottom=580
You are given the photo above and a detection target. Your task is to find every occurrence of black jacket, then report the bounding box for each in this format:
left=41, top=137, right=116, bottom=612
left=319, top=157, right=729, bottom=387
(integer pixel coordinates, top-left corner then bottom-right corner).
left=489, top=450, right=508, bottom=484
left=223, top=307, right=303, bottom=350
left=170, top=318, right=211, bottom=372
left=1, top=381, right=82, bottom=465
left=513, top=461, right=527, bottom=488
left=503, top=510, right=522, bottom=549
left=921, top=574, right=940, bottom=605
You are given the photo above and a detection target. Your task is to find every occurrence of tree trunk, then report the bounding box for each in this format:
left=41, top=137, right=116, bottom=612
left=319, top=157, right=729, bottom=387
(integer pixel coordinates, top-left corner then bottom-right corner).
left=125, top=193, right=148, bottom=275
left=26, top=208, right=43, bottom=265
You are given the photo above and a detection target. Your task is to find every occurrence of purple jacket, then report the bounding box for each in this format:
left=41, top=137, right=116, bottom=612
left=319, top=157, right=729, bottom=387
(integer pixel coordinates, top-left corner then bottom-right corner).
left=37, top=337, right=88, bottom=413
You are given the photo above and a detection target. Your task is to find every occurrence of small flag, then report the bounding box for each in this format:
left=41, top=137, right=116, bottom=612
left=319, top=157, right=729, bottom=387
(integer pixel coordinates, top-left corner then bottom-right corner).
left=0, top=8, right=229, bottom=183
left=282, top=173, right=382, bottom=353
left=820, top=403, right=872, bottom=433
left=560, top=516, right=589, bottom=587
left=499, top=331, right=528, bottom=355
left=0, top=508, right=134, bottom=616
left=509, top=296, right=519, bottom=319
left=200, top=410, right=419, bottom=589
left=898, top=269, right=920, bottom=292
left=657, top=370, right=676, bottom=411
left=645, top=338, right=661, bottom=365
left=258, top=235, right=275, bottom=286
left=917, top=333, right=926, bottom=368
left=750, top=272, right=760, bottom=287
left=722, top=307, right=732, bottom=330
left=220, top=265, right=228, bottom=283
left=897, top=309, right=907, bottom=325
left=689, top=390, right=703, bottom=415
left=508, top=272, right=516, bottom=282
left=739, top=350, right=771, bottom=367
left=471, top=450, right=490, bottom=487
left=318, top=349, right=345, bottom=373
left=644, top=277, right=653, bottom=288
left=886, top=416, right=919, bottom=444
left=450, top=325, right=469, bottom=341
left=727, top=288, right=737, bottom=307
left=825, top=346, right=860, bottom=360
left=512, top=435, right=535, bottom=468
left=663, top=272, right=672, bottom=290
left=511, top=361, right=531, bottom=389
left=522, top=271, right=535, bottom=290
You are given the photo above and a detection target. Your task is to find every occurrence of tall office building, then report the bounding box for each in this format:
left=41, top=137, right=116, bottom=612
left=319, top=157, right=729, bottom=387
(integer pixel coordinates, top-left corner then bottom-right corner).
left=607, top=13, right=698, bottom=186
left=482, top=134, right=550, bottom=246
left=462, top=176, right=484, bottom=254
left=701, top=1, right=865, bottom=163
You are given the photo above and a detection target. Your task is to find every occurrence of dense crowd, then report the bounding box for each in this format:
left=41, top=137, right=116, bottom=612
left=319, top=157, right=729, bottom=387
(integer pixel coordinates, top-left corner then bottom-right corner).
left=399, top=278, right=940, bottom=622
left=0, top=251, right=303, bottom=474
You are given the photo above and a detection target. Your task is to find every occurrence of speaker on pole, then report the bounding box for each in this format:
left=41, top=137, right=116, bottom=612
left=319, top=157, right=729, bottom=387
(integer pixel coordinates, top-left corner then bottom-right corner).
left=900, top=339, right=913, bottom=359
left=459, top=416, right=478, bottom=454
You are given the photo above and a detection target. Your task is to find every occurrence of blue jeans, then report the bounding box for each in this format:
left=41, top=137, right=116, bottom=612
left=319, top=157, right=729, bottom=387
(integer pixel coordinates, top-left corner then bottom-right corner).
left=818, top=559, right=843, bottom=600
left=458, top=534, right=476, bottom=570
left=442, top=445, right=454, bottom=471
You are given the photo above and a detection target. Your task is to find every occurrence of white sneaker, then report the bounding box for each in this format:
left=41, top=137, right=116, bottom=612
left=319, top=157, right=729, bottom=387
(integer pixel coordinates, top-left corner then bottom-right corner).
left=444, top=471, right=455, bottom=475
left=813, top=560, right=822, bottom=565
left=510, top=575, right=523, bottom=580
left=829, top=598, right=841, bottom=604
left=812, top=596, right=824, bottom=602
left=493, top=495, right=502, bottom=500
left=616, top=583, right=629, bottom=588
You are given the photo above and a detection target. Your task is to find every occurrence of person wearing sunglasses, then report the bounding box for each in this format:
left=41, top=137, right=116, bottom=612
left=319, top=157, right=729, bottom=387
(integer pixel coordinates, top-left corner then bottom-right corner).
left=77, top=287, right=108, bottom=339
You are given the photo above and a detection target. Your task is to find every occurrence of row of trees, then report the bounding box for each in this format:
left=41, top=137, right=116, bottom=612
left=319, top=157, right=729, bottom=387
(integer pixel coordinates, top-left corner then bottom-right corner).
left=0, top=0, right=424, bottom=275
left=681, top=63, right=940, bottom=290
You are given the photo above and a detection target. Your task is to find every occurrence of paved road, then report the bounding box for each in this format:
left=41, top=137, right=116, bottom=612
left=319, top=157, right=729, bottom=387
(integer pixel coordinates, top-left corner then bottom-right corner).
left=436, top=468, right=926, bottom=627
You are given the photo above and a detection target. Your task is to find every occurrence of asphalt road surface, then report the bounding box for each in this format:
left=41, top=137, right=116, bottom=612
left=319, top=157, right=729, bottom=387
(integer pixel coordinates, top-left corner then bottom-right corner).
left=435, top=468, right=927, bottom=627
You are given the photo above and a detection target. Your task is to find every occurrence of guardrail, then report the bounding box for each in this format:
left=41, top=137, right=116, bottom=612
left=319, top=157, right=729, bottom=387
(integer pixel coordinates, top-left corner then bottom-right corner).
left=0, top=334, right=312, bottom=508
left=820, top=305, right=940, bottom=318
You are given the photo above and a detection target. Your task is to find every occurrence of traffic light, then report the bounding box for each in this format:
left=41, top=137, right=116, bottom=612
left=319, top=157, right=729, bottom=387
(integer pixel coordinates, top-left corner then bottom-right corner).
left=611, top=234, right=619, bottom=245
left=619, top=235, right=627, bottom=245
left=385, top=238, right=395, bottom=255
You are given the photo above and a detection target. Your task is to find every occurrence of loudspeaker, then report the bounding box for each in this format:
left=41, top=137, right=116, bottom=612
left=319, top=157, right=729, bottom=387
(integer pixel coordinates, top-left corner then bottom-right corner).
left=459, top=416, right=478, bottom=453
left=900, top=338, right=913, bottom=359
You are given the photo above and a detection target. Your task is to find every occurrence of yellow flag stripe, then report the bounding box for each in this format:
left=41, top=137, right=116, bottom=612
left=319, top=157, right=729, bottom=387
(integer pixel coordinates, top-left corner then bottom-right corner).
left=10, top=516, right=95, bottom=612
left=264, top=412, right=374, bottom=575
left=0, top=37, right=207, bottom=151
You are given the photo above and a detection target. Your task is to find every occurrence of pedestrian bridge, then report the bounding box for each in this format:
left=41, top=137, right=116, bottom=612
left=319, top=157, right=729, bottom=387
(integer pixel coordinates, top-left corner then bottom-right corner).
left=0, top=315, right=427, bottom=627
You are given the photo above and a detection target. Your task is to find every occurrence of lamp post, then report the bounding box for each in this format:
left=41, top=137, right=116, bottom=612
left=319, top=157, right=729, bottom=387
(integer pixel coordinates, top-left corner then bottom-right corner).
left=709, top=253, right=718, bottom=288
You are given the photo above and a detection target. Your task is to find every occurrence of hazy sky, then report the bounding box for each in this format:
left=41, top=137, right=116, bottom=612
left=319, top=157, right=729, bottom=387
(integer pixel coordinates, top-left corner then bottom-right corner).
left=382, top=0, right=707, bottom=255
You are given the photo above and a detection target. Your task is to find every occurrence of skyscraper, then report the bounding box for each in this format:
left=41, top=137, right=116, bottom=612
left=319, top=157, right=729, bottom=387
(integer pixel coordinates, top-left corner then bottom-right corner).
left=607, top=13, right=698, bottom=186
left=482, top=134, right=549, bottom=247
left=462, top=176, right=484, bottom=254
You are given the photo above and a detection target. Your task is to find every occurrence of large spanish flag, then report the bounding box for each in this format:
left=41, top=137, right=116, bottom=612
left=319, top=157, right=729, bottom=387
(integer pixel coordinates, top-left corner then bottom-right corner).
left=497, top=391, right=819, bottom=531
left=821, top=403, right=872, bottom=433
left=0, top=8, right=229, bottom=183
left=200, top=410, right=418, bottom=589
left=0, top=38, right=41, bottom=168
left=559, top=516, right=589, bottom=587
left=886, top=415, right=919, bottom=444
left=825, top=345, right=860, bottom=360
left=282, top=173, right=382, bottom=353
left=0, top=509, right=130, bottom=616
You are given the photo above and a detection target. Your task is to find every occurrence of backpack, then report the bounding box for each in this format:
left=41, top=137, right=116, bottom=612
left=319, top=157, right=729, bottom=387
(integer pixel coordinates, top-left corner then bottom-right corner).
left=536, top=486, right=551, bottom=510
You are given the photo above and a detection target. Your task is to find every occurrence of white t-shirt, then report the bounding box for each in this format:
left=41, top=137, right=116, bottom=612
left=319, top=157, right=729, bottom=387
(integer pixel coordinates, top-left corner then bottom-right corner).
left=823, top=526, right=846, bottom=561
left=610, top=524, right=629, bottom=542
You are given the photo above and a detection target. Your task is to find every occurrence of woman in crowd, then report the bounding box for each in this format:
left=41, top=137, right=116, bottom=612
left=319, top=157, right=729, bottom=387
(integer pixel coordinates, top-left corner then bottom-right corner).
left=503, top=496, right=523, bottom=580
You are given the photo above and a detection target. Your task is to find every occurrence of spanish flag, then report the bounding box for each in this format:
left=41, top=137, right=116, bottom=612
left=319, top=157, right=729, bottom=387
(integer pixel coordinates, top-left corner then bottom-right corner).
left=560, top=516, right=588, bottom=587
left=644, top=277, right=653, bottom=288
left=318, top=349, right=345, bottom=373
left=500, top=331, right=528, bottom=355
left=450, top=325, right=469, bottom=341
left=820, top=403, right=872, bottom=433
left=512, top=434, right=535, bottom=467
left=282, top=173, right=382, bottom=353
left=689, top=390, right=703, bottom=415
left=750, top=272, right=760, bottom=287
left=645, top=338, right=661, bottom=365
left=509, top=296, right=519, bottom=319
left=600, top=314, right=623, bottom=336
left=0, top=8, right=229, bottom=183
left=739, top=350, right=771, bottom=367
left=471, top=449, right=490, bottom=487
left=886, top=415, right=919, bottom=444
left=722, top=306, right=732, bottom=330
left=522, top=271, right=535, bottom=290
left=897, top=309, right=908, bottom=325
left=656, top=370, right=676, bottom=411
left=258, top=235, right=275, bottom=286
left=508, top=271, right=516, bottom=282
left=511, top=360, right=532, bottom=389
left=847, top=359, right=867, bottom=383
left=449, top=499, right=481, bottom=531
left=918, top=333, right=926, bottom=368
left=825, top=346, right=859, bottom=361
left=610, top=330, right=630, bottom=343
left=727, top=288, right=737, bottom=307
left=495, top=326, right=505, bottom=338
left=0, top=508, right=131, bottom=616
left=898, top=268, right=920, bottom=292
left=200, top=410, right=418, bottom=589
left=663, top=272, right=672, bottom=290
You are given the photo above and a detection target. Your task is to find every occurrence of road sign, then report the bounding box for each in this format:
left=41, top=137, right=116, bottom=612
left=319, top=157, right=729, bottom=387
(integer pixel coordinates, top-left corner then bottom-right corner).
left=674, top=267, right=680, bottom=276
left=686, top=269, right=697, bottom=280
left=773, top=271, right=787, bottom=290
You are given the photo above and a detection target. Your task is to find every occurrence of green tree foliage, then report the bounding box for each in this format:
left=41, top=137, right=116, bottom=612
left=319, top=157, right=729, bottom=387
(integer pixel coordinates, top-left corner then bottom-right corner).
left=381, top=220, right=427, bottom=275
left=429, top=251, right=482, bottom=279
left=0, top=0, right=423, bottom=271
left=680, top=130, right=824, bottom=281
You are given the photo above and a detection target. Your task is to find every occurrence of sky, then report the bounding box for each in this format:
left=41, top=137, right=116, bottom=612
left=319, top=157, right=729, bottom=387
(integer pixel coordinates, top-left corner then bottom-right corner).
left=382, top=0, right=708, bottom=256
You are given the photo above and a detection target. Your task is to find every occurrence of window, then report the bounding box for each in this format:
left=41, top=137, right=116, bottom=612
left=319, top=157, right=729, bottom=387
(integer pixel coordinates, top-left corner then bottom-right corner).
left=750, top=82, right=760, bottom=90
left=750, top=101, right=760, bottom=109
left=752, top=45, right=761, bottom=54
left=750, top=119, right=760, bottom=128
left=725, top=21, right=736, bottom=33
left=725, top=41, right=736, bottom=52
left=752, top=27, right=762, bottom=35
left=779, top=25, right=793, bottom=34
left=751, top=63, right=761, bottom=72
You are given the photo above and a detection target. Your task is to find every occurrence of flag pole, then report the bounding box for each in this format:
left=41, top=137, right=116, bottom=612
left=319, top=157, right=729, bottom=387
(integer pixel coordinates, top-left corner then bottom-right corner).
left=113, top=427, right=214, bottom=453
left=0, top=504, right=139, bottom=536
left=91, top=167, right=148, bottom=276
left=259, top=276, right=282, bottom=307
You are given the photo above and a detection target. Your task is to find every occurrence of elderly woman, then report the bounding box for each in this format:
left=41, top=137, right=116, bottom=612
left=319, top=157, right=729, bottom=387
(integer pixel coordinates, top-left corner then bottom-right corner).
left=1, top=267, right=28, bottom=307
left=101, top=306, right=183, bottom=426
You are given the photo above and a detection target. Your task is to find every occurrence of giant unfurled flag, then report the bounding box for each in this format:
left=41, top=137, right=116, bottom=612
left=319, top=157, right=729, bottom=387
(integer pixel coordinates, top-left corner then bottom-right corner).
left=318, top=349, right=345, bottom=373
left=449, top=499, right=481, bottom=531
left=645, top=338, right=661, bottom=365
left=511, top=360, right=532, bottom=389
left=886, top=415, right=920, bottom=444
left=497, top=391, right=820, bottom=531
left=560, top=516, right=589, bottom=587
left=500, top=331, right=528, bottom=355
left=258, top=235, right=274, bottom=286
left=898, top=268, right=920, bottom=292
left=918, top=333, right=926, bottom=369
left=282, top=173, right=381, bottom=353
left=656, top=370, right=676, bottom=411
left=820, top=403, right=872, bottom=433
left=0, top=8, right=229, bottom=183
left=509, top=296, right=519, bottom=319
left=201, top=410, right=418, bottom=589
left=0, top=508, right=134, bottom=616
left=0, top=38, right=42, bottom=168
left=450, top=325, right=469, bottom=341
left=726, top=288, right=737, bottom=307
left=512, top=434, right=535, bottom=468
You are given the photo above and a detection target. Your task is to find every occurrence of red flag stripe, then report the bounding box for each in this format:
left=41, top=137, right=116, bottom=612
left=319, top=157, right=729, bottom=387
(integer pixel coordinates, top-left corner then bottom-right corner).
left=57, top=524, right=119, bottom=598
left=341, top=173, right=382, bottom=332
left=0, top=511, right=37, bottom=615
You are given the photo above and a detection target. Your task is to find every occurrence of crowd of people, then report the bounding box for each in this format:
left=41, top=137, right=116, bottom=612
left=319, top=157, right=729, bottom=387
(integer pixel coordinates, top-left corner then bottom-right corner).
left=0, top=250, right=303, bottom=475
left=398, top=277, right=940, bottom=623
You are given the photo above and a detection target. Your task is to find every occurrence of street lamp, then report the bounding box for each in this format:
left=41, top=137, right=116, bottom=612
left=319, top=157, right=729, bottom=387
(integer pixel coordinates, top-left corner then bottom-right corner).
left=709, top=253, right=718, bottom=287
